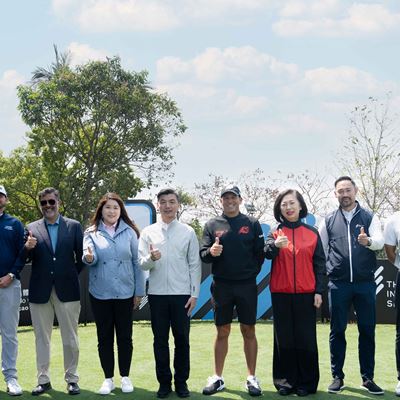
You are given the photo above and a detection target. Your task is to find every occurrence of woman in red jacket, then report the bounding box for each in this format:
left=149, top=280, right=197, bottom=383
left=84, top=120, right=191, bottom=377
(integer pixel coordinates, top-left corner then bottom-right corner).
left=265, top=189, right=325, bottom=396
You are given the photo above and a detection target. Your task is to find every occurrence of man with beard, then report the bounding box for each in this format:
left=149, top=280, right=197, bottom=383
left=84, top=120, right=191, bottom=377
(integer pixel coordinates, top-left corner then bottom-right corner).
left=23, top=187, right=83, bottom=396
left=0, top=185, right=24, bottom=395
left=319, top=176, right=384, bottom=395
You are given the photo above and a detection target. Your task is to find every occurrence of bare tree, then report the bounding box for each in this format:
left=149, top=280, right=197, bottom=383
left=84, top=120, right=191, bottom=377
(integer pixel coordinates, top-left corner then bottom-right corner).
left=337, top=95, right=400, bottom=218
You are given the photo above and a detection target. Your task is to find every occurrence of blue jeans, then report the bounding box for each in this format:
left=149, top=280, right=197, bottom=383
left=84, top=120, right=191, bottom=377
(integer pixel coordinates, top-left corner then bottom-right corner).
left=328, top=280, right=376, bottom=381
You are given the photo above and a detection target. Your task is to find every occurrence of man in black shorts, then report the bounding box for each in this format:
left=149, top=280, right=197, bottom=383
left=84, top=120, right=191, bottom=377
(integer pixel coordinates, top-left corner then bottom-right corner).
left=200, top=186, right=265, bottom=396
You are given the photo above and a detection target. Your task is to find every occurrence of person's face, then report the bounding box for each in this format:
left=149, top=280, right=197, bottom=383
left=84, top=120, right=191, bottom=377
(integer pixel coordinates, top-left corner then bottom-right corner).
left=102, top=199, right=121, bottom=226
left=158, top=194, right=180, bottom=223
left=0, top=194, right=7, bottom=211
left=335, top=180, right=357, bottom=211
left=221, top=193, right=242, bottom=217
left=40, top=193, right=60, bottom=223
left=280, top=193, right=301, bottom=222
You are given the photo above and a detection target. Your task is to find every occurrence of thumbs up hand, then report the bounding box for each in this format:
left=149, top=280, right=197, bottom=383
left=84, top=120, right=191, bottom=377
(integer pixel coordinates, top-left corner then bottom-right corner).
left=84, top=246, right=94, bottom=263
left=150, top=243, right=161, bottom=261
left=25, top=230, right=37, bottom=250
left=357, top=226, right=370, bottom=246
left=210, top=236, right=223, bottom=257
left=274, top=228, right=289, bottom=248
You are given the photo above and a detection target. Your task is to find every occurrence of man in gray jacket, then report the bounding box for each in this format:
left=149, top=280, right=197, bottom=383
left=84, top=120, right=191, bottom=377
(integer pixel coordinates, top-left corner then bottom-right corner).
left=139, top=188, right=201, bottom=399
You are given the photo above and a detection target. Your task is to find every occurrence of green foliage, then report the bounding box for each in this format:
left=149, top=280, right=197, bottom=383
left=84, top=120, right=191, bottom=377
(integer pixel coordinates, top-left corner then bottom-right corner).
left=188, top=218, right=203, bottom=241
left=16, top=55, right=186, bottom=224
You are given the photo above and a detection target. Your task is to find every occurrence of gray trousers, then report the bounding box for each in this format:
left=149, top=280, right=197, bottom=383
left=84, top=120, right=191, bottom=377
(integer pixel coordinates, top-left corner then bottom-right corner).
left=0, top=279, right=21, bottom=382
left=30, top=288, right=80, bottom=384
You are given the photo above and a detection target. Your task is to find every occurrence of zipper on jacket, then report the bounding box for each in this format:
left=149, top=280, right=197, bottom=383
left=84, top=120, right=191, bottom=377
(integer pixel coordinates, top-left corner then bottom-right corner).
left=347, top=220, right=353, bottom=283
left=292, top=228, right=296, bottom=293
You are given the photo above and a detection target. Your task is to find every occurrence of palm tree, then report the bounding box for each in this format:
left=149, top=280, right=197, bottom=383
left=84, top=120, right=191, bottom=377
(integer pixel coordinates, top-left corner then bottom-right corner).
left=31, top=44, right=71, bottom=84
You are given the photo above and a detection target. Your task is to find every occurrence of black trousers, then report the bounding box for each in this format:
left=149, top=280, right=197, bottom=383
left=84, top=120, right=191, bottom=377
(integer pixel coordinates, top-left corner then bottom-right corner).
left=272, top=293, right=319, bottom=393
left=148, top=295, right=190, bottom=385
left=90, top=294, right=133, bottom=378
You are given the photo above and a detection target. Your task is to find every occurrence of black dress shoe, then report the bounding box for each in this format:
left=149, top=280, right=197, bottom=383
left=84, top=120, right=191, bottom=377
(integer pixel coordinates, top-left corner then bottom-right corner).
left=278, top=387, right=293, bottom=396
left=157, top=384, right=172, bottom=398
left=32, top=383, right=52, bottom=396
left=175, top=383, right=190, bottom=398
left=296, top=388, right=309, bottom=397
left=67, top=382, right=81, bottom=395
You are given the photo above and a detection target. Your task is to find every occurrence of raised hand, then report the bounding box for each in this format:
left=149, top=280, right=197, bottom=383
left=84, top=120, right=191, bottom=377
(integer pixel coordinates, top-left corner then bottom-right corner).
left=150, top=243, right=161, bottom=261
left=85, top=246, right=94, bottom=263
left=357, top=226, right=369, bottom=246
left=210, top=236, right=223, bottom=257
left=274, top=228, right=289, bottom=248
left=25, top=230, right=37, bottom=250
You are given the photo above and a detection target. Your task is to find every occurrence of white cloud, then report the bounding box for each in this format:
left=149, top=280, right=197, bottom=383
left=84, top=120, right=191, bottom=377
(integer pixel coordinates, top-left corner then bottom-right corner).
left=157, top=46, right=298, bottom=84
left=274, top=3, right=400, bottom=37
left=67, top=42, right=109, bottom=66
left=0, top=70, right=24, bottom=91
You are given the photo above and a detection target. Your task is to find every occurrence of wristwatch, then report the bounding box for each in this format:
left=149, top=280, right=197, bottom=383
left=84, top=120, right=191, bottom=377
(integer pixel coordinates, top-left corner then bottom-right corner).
left=7, top=273, right=15, bottom=280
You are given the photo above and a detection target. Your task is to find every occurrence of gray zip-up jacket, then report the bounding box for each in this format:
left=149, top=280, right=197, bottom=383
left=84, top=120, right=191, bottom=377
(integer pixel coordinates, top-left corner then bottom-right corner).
left=138, top=219, right=201, bottom=297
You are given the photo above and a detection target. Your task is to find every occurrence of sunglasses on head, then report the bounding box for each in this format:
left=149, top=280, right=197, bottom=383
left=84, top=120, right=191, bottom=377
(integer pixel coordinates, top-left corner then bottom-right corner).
left=40, top=199, right=57, bottom=206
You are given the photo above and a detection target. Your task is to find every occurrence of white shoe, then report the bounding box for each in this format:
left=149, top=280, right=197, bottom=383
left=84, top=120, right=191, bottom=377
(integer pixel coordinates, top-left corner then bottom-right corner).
left=396, top=381, right=400, bottom=396
left=121, top=377, right=134, bottom=393
left=98, top=378, right=115, bottom=395
left=7, top=378, right=23, bottom=396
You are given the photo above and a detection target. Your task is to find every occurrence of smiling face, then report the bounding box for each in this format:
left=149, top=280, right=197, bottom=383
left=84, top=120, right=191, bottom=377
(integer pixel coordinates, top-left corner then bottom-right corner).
left=221, top=192, right=242, bottom=217
left=40, top=192, right=60, bottom=224
left=280, top=192, right=301, bottom=222
left=158, top=193, right=180, bottom=223
left=102, top=199, right=121, bottom=226
left=335, top=179, right=357, bottom=211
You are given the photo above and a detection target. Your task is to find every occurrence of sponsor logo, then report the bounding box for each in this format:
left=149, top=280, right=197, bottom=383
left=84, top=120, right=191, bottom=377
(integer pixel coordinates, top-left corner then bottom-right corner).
left=4, top=226, right=13, bottom=231
left=238, top=226, right=249, bottom=234
left=375, top=265, right=384, bottom=295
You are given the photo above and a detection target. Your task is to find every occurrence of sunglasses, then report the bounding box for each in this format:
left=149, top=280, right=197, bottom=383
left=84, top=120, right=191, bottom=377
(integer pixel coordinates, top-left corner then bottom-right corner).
left=40, top=199, right=57, bottom=206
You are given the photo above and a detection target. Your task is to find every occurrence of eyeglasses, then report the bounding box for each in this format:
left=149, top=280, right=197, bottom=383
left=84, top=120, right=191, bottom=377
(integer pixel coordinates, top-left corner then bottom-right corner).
left=40, top=199, right=57, bottom=206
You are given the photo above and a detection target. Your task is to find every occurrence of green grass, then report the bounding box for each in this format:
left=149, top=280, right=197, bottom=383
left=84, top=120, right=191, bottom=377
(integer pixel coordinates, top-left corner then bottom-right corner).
left=7, top=321, right=397, bottom=398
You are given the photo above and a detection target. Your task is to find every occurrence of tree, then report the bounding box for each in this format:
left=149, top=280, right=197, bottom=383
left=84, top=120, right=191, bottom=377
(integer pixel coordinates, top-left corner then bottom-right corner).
left=337, top=95, right=400, bottom=218
left=192, top=169, right=278, bottom=223
left=17, top=55, right=186, bottom=224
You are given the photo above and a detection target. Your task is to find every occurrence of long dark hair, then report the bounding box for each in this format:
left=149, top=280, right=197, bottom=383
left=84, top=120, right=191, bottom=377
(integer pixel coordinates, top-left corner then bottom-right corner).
left=90, top=192, right=140, bottom=238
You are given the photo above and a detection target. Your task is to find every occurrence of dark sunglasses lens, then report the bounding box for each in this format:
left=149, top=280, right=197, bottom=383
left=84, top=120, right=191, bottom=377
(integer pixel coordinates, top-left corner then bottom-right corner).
left=40, top=199, right=56, bottom=206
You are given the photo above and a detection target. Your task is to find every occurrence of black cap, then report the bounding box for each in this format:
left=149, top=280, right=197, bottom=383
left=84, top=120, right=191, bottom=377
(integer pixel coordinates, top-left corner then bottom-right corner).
left=220, top=185, right=241, bottom=197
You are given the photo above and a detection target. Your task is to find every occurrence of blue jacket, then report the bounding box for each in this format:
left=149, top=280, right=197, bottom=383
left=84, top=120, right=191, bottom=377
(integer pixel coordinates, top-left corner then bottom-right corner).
left=25, top=216, right=84, bottom=303
left=324, top=203, right=377, bottom=282
left=83, top=219, right=145, bottom=300
left=0, top=213, right=25, bottom=278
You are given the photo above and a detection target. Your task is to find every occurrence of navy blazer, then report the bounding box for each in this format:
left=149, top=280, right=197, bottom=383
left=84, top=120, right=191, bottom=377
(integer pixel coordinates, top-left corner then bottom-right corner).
left=25, top=216, right=84, bottom=304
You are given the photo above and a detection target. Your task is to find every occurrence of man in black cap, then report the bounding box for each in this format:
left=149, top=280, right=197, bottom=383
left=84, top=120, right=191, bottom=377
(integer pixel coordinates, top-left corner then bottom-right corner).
left=200, top=186, right=265, bottom=396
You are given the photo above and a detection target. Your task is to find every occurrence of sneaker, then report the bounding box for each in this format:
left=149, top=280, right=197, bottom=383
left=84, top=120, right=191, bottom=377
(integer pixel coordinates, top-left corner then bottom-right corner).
left=121, top=377, right=133, bottom=393
left=395, top=381, right=400, bottom=396
left=202, top=375, right=225, bottom=395
left=7, top=378, right=22, bottom=396
left=246, top=376, right=262, bottom=396
left=328, top=378, right=344, bottom=393
left=361, top=379, right=384, bottom=395
left=98, top=378, right=115, bottom=395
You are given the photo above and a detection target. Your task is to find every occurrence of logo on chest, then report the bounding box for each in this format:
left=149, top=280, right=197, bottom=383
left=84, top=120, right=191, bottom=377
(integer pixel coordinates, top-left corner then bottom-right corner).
left=238, top=226, right=250, bottom=234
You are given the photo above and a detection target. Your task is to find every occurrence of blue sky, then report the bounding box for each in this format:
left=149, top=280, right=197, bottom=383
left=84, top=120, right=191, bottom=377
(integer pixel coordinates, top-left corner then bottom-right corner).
left=1, top=0, right=399, bottom=189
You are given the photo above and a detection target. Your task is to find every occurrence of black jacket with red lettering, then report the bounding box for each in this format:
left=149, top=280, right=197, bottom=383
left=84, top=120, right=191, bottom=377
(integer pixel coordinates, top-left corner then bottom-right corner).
left=265, top=219, right=325, bottom=294
left=200, top=212, right=265, bottom=282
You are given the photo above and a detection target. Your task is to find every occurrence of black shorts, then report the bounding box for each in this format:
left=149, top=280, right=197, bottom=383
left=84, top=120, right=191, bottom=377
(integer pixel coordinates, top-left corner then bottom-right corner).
left=211, top=279, right=257, bottom=326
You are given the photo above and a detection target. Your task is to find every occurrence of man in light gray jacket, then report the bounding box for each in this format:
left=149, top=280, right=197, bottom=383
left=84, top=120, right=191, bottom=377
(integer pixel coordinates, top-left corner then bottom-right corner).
left=139, top=188, right=201, bottom=399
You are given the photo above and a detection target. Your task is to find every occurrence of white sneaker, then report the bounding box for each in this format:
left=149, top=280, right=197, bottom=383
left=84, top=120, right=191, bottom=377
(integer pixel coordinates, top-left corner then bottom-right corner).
left=121, top=377, right=134, bottom=393
left=98, top=378, right=115, bottom=395
left=7, top=378, right=23, bottom=396
left=396, top=381, right=400, bottom=396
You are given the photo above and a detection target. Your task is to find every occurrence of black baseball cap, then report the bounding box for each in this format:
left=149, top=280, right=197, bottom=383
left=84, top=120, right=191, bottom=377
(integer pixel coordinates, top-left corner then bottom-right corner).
left=220, top=185, right=241, bottom=197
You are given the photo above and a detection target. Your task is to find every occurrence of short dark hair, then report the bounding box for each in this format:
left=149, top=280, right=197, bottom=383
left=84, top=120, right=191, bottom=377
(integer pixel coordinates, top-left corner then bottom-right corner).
left=38, top=187, right=60, bottom=201
left=157, top=188, right=180, bottom=203
left=273, top=189, right=308, bottom=223
left=334, top=176, right=356, bottom=188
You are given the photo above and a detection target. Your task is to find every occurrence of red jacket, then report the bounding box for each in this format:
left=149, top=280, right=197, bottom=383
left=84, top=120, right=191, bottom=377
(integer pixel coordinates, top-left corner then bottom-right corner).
left=265, top=220, right=325, bottom=294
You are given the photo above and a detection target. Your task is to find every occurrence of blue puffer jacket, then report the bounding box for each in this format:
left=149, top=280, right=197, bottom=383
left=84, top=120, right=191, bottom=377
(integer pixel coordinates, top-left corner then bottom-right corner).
left=325, top=203, right=376, bottom=282
left=83, top=219, right=145, bottom=300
